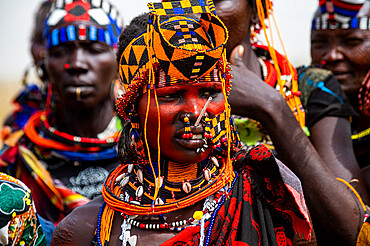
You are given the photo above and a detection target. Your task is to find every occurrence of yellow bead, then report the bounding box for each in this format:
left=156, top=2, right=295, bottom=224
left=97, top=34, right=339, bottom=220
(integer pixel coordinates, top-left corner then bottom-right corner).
left=193, top=211, right=203, bottom=220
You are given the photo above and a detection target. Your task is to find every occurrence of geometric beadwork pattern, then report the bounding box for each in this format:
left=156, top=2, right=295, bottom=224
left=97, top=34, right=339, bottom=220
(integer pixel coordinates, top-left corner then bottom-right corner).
left=148, top=0, right=209, bottom=16
left=45, top=0, right=123, bottom=48
left=312, top=0, right=369, bottom=30
left=119, top=0, right=228, bottom=84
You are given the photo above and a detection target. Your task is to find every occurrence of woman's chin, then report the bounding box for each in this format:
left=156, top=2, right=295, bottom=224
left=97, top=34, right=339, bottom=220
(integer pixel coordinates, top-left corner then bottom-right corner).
left=163, top=148, right=212, bottom=164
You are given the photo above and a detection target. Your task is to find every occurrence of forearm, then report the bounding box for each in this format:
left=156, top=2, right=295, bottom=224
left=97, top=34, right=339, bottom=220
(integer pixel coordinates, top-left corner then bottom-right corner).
left=261, top=97, right=363, bottom=244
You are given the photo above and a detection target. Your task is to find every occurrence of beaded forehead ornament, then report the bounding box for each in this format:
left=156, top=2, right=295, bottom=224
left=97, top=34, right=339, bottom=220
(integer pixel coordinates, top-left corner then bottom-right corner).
left=44, top=0, right=123, bottom=49
left=312, top=0, right=370, bottom=30
left=116, top=0, right=230, bottom=120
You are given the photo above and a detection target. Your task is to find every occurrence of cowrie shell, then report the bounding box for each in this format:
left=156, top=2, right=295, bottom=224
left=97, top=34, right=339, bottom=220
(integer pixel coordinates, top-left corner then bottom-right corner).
left=136, top=186, right=144, bottom=197
left=116, top=173, right=125, bottom=183
left=137, top=169, right=143, bottom=184
left=155, top=176, right=164, bottom=188
left=204, top=168, right=211, bottom=182
left=128, top=164, right=134, bottom=173
left=120, top=176, right=129, bottom=187
left=155, top=197, right=164, bottom=205
left=211, top=156, right=219, bottom=167
left=182, top=181, right=192, bottom=193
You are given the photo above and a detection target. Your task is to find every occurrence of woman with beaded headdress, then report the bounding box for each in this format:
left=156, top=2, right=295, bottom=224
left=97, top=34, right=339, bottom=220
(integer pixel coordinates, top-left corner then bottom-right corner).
left=310, top=0, right=370, bottom=187
left=51, top=1, right=312, bottom=245
left=308, top=0, right=370, bottom=244
left=0, top=0, right=123, bottom=224
left=211, top=0, right=369, bottom=244
left=1, top=1, right=54, bottom=147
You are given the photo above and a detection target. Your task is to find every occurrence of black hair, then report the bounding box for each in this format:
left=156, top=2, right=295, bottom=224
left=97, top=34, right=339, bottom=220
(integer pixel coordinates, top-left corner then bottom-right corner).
left=116, top=13, right=149, bottom=65
left=116, top=13, right=150, bottom=163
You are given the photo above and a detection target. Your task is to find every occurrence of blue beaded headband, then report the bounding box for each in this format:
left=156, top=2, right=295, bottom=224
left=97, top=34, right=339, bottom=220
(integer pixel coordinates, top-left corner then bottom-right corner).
left=44, top=0, right=123, bottom=49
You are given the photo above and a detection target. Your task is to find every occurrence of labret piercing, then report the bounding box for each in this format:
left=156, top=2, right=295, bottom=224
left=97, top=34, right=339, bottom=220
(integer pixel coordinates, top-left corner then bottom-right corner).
left=76, top=87, right=81, bottom=101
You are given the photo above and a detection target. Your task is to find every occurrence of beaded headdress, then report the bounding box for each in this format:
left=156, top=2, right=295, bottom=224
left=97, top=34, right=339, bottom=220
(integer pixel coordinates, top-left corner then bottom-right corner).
left=116, top=0, right=230, bottom=120
left=312, top=0, right=370, bottom=30
left=44, top=0, right=123, bottom=49
left=111, top=0, right=239, bottom=211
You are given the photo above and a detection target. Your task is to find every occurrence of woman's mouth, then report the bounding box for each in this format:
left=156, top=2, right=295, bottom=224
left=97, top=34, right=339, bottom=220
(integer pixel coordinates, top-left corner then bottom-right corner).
left=175, top=134, right=209, bottom=151
left=65, top=85, right=94, bottom=99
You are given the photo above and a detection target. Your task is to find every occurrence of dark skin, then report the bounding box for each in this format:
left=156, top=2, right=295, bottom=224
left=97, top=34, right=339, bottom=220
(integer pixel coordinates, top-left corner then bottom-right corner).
left=45, top=22, right=117, bottom=138
left=51, top=82, right=314, bottom=246
left=311, top=4, right=370, bottom=199
left=215, top=0, right=368, bottom=244
left=51, top=83, right=225, bottom=246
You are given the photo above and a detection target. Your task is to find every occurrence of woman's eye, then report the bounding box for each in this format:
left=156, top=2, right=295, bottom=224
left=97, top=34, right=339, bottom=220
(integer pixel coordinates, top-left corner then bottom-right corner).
left=202, top=90, right=221, bottom=98
left=159, top=94, right=180, bottom=101
left=49, top=48, right=67, bottom=57
left=343, top=38, right=363, bottom=46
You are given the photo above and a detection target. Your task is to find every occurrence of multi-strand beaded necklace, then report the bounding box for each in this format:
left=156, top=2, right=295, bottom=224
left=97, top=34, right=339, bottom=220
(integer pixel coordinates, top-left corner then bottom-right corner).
left=97, top=153, right=237, bottom=246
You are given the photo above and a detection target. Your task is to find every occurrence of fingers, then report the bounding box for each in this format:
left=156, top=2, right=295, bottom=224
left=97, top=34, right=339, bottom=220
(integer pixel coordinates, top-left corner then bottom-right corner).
left=229, top=44, right=244, bottom=66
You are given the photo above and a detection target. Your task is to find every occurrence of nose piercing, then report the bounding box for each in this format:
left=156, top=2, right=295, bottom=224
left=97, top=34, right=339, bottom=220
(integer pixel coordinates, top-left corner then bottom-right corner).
left=194, top=97, right=212, bottom=126
left=64, top=63, right=70, bottom=69
left=76, top=87, right=81, bottom=101
left=182, top=115, right=193, bottom=139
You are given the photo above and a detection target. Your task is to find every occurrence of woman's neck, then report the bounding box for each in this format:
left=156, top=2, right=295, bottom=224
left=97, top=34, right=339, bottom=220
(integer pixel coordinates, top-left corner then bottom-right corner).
left=55, top=98, right=114, bottom=137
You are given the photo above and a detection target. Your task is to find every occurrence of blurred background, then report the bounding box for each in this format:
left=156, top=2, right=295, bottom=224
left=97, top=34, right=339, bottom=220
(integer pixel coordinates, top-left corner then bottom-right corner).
left=0, top=0, right=317, bottom=124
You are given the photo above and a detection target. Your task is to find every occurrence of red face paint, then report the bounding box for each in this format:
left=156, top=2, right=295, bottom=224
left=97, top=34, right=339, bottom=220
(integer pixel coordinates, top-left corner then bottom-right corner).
left=137, top=82, right=225, bottom=164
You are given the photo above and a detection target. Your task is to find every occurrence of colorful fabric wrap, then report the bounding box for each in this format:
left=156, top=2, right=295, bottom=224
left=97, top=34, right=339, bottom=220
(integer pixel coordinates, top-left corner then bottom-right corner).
left=312, top=0, right=370, bottom=30
left=94, top=145, right=312, bottom=245
left=0, top=173, right=47, bottom=246
left=44, top=0, right=123, bottom=49
left=116, top=0, right=230, bottom=120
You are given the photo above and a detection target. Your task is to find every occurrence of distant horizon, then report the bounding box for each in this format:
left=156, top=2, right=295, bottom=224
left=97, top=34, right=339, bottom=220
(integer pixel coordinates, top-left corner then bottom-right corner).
left=0, top=0, right=316, bottom=83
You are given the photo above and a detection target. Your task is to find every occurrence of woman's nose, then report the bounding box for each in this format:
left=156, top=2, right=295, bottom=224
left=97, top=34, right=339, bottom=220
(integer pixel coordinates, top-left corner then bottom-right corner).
left=66, top=48, right=88, bottom=73
left=324, top=45, right=345, bottom=62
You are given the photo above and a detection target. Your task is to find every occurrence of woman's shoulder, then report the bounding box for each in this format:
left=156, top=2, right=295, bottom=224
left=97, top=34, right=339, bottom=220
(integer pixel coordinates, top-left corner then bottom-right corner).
left=51, top=196, right=104, bottom=246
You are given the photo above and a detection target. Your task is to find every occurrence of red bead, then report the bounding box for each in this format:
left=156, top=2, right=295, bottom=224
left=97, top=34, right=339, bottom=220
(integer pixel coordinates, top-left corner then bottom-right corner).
left=139, top=223, right=145, bottom=229
left=160, top=224, right=166, bottom=229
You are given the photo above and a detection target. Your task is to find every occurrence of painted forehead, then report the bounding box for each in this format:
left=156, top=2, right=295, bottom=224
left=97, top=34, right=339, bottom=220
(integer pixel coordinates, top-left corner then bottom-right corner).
left=312, top=0, right=370, bottom=30
left=44, top=0, right=123, bottom=49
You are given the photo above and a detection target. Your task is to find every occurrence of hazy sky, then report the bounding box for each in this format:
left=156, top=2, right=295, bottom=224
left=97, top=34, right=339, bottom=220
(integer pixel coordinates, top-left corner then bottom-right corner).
left=0, top=0, right=317, bottom=83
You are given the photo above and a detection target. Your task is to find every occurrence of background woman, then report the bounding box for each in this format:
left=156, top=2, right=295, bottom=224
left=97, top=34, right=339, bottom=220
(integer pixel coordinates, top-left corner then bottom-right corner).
left=0, top=0, right=123, bottom=224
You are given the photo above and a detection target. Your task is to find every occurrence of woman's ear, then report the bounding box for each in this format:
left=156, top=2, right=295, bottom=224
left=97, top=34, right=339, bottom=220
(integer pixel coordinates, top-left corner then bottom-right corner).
left=250, top=12, right=259, bottom=25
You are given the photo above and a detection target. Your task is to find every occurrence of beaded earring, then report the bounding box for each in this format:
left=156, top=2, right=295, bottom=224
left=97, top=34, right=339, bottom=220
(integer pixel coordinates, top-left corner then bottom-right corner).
left=128, top=113, right=147, bottom=165
left=182, top=115, right=193, bottom=139
left=204, top=117, right=213, bottom=139
left=358, top=71, right=370, bottom=116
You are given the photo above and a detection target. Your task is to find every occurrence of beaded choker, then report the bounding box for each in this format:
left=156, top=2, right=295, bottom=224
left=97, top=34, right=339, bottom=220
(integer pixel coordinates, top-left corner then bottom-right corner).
left=39, top=111, right=120, bottom=147
left=102, top=154, right=234, bottom=216
left=24, top=111, right=121, bottom=154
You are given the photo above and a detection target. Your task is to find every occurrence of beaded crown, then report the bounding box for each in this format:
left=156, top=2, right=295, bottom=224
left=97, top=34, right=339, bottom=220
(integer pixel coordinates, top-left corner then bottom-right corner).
left=116, top=0, right=230, bottom=120
left=44, top=0, right=123, bottom=49
left=312, top=0, right=370, bottom=30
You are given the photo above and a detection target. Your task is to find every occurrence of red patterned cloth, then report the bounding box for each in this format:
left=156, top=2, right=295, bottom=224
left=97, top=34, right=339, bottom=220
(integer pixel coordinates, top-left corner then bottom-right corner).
left=162, top=144, right=311, bottom=246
